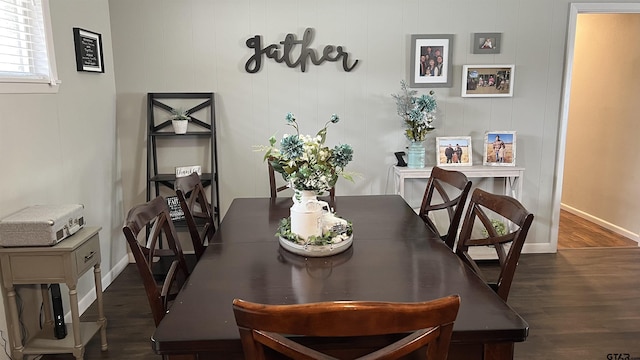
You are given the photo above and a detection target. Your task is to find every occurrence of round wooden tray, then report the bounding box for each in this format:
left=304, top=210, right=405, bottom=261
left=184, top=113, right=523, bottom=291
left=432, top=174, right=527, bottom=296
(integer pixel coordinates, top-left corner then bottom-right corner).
left=278, top=235, right=353, bottom=257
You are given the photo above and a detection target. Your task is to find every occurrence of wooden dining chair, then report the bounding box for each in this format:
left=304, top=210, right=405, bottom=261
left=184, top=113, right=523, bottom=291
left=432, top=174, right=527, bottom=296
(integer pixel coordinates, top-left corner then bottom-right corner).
left=418, top=166, right=472, bottom=250
left=232, top=295, right=460, bottom=360
left=175, top=172, right=216, bottom=261
left=455, top=188, right=534, bottom=302
left=269, top=162, right=335, bottom=200
left=122, top=196, right=190, bottom=327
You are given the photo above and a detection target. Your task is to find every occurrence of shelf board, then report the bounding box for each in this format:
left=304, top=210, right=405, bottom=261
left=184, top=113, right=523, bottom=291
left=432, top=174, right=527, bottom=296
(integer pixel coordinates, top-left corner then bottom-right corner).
left=150, top=131, right=211, bottom=137
left=22, top=322, right=102, bottom=355
left=149, top=173, right=214, bottom=183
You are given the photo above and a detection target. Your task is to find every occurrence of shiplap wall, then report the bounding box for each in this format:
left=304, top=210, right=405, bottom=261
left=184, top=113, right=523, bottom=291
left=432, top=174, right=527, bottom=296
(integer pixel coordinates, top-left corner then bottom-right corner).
left=107, top=0, right=638, bottom=253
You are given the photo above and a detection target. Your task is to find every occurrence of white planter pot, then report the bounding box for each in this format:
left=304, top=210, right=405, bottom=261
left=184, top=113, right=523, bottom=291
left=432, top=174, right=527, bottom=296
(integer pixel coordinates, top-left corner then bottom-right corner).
left=171, top=119, right=188, bottom=134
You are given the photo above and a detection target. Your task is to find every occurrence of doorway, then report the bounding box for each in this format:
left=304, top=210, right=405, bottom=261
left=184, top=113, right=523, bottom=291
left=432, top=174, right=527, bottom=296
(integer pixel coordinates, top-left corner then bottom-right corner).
left=553, top=3, right=640, bottom=250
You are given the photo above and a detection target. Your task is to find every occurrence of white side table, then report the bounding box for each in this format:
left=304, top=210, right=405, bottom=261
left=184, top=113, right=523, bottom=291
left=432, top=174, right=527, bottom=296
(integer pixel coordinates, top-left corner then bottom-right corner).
left=0, top=226, right=107, bottom=360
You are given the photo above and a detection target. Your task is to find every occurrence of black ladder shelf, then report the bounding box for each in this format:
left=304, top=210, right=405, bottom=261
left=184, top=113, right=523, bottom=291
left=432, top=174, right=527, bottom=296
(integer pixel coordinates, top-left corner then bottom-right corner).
left=146, top=92, right=220, bottom=226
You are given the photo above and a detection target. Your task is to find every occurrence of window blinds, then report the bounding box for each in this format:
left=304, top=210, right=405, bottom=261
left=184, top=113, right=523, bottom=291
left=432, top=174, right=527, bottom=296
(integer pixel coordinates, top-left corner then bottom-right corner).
left=0, top=0, right=56, bottom=84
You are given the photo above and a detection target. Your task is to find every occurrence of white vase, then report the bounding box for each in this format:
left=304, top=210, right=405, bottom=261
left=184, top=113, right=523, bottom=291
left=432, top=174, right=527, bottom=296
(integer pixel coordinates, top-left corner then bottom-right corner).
left=171, top=119, right=188, bottom=134
left=290, top=190, right=328, bottom=240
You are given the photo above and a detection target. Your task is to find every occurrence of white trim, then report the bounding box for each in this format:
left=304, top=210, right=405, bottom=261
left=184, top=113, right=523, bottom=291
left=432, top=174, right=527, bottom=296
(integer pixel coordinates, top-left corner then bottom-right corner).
left=560, top=204, right=640, bottom=244
left=0, top=0, right=61, bottom=94
left=551, top=2, right=640, bottom=253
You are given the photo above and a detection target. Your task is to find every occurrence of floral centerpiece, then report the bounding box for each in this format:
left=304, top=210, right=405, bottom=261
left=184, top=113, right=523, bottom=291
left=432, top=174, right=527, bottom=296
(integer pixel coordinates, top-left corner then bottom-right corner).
left=263, top=112, right=354, bottom=194
left=259, top=113, right=355, bottom=256
left=391, top=80, right=437, bottom=142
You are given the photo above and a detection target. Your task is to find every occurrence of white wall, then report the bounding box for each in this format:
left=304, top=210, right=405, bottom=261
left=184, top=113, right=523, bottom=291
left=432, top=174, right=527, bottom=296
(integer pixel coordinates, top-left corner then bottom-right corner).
left=562, top=13, right=640, bottom=241
left=0, top=1, right=127, bottom=357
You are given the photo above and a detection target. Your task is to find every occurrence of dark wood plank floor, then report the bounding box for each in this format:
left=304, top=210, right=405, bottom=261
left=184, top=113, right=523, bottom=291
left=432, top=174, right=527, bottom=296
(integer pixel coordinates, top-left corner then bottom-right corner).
left=40, top=245, right=640, bottom=360
left=558, top=209, right=637, bottom=249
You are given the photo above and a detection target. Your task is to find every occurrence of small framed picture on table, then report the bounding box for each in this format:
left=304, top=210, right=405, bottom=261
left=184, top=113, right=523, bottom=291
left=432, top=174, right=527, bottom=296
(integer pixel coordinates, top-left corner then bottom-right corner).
left=436, top=136, right=473, bottom=166
left=484, top=131, right=516, bottom=166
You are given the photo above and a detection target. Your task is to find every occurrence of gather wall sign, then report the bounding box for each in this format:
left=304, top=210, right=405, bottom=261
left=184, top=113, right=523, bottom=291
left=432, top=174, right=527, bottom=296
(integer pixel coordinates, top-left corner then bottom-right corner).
left=245, top=28, right=359, bottom=73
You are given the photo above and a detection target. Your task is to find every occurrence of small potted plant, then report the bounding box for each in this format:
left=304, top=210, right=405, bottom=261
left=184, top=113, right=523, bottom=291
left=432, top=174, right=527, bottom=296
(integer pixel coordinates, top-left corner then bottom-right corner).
left=170, top=107, right=190, bottom=134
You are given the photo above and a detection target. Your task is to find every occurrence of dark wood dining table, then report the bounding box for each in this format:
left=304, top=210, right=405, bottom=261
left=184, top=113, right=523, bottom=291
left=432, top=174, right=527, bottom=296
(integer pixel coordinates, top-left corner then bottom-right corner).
left=152, top=195, right=528, bottom=360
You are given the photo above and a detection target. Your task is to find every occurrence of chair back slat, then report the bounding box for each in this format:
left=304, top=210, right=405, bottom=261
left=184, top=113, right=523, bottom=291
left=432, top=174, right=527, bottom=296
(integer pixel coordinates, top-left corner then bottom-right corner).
left=233, top=295, right=460, bottom=360
left=455, top=188, right=534, bottom=301
left=175, top=172, right=216, bottom=260
left=122, top=196, right=190, bottom=326
left=419, top=166, right=472, bottom=250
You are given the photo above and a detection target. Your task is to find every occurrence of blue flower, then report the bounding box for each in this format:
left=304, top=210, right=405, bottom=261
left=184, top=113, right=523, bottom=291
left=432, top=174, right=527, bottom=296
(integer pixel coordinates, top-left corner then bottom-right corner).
left=280, top=134, right=304, bottom=159
left=408, top=108, right=424, bottom=123
left=332, top=144, right=353, bottom=168
left=416, top=94, right=437, bottom=113
left=285, top=112, right=296, bottom=123
left=330, top=114, right=339, bottom=123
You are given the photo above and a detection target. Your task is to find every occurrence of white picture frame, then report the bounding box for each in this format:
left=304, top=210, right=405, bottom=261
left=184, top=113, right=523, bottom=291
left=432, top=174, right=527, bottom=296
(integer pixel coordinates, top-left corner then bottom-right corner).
left=436, top=136, right=473, bottom=166
left=483, top=131, right=516, bottom=166
left=461, top=64, right=514, bottom=97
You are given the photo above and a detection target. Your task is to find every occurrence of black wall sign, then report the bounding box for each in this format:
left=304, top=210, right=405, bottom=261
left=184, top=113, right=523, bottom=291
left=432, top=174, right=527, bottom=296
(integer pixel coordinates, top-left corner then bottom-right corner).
left=73, top=27, right=105, bottom=73
left=245, top=28, right=359, bottom=73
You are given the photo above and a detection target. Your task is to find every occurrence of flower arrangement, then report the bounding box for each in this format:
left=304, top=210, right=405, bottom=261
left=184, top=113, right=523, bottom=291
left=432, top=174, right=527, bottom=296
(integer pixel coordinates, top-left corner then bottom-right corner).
left=262, top=112, right=354, bottom=193
left=391, top=80, right=437, bottom=142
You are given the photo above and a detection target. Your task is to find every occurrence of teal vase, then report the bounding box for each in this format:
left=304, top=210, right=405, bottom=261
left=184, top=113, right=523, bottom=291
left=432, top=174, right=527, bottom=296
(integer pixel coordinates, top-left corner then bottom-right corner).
left=407, top=141, right=426, bottom=168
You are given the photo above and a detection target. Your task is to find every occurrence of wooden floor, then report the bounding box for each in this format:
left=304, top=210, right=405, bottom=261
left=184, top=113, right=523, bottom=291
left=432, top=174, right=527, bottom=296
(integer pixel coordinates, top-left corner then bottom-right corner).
left=39, top=214, right=639, bottom=359
left=558, top=209, right=637, bottom=249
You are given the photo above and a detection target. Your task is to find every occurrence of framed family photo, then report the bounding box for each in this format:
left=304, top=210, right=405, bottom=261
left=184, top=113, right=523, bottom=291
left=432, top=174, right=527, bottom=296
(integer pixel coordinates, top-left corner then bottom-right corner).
left=461, top=64, right=514, bottom=97
left=472, top=33, right=501, bottom=54
left=483, top=131, right=516, bottom=166
left=436, top=136, right=473, bottom=166
left=409, top=34, right=453, bottom=88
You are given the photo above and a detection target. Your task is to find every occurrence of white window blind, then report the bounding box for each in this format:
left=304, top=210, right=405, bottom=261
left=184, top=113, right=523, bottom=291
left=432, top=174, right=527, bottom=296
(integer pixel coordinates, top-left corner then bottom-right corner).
left=0, top=0, right=59, bottom=92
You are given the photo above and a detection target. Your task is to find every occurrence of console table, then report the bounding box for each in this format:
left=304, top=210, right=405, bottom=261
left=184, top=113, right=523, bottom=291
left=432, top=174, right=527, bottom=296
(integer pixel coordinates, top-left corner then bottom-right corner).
left=394, top=165, right=525, bottom=201
left=0, top=226, right=107, bottom=360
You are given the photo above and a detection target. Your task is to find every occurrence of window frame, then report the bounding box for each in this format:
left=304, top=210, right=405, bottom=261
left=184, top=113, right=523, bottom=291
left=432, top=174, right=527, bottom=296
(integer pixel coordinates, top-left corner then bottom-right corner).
left=0, top=0, right=60, bottom=94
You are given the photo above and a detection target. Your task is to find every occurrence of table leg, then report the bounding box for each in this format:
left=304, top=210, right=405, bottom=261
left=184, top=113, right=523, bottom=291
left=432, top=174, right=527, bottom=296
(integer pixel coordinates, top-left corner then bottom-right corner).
left=6, top=286, right=25, bottom=360
left=68, top=284, right=84, bottom=360
left=93, top=263, right=108, bottom=350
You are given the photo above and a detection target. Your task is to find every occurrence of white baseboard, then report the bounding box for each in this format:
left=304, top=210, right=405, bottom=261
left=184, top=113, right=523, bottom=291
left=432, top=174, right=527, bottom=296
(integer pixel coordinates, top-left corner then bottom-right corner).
left=561, top=203, right=640, bottom=243
left=65, top=254, right=130, bottom=322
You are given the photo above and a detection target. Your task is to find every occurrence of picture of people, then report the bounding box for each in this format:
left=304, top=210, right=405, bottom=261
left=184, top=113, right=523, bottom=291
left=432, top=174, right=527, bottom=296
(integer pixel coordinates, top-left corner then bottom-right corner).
left=472, top=33, right=501, bottom=54
left=462, top=65, right=514, bottom=97
left=479, top=37, right=494, bottom=49
left=436, top=137, right=473, bottom=166
left=483, top=132, right=516, bottom=166
left=411, top=34, right=453, bottom=88
left=419, top=45, right=444, bottom=77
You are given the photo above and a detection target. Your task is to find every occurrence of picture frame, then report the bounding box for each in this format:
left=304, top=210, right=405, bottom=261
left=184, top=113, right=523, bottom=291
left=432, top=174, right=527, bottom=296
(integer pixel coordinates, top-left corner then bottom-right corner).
left=73, top=28, right=104, bottom=73
left=472, top=33, right=501, bottom=54
left=409, top=34, right=454, bottom=88
left=436, top=136, right=473, bottom=166
left=483, top=131, right=516, bottom=166
left=461, top=64, right=514, bottom=97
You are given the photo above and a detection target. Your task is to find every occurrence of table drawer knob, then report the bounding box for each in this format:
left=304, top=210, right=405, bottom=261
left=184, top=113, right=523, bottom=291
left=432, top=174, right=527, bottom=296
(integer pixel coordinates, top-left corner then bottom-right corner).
left=84, top=251, right=96, bottom=263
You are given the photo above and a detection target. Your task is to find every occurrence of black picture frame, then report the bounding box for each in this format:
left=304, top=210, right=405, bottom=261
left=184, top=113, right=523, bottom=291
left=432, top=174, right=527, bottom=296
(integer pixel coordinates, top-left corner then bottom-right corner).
left=472, top=32, right=502, bottom=54
left=73, top=28, right=104, bottom=73
left=409, top=34, right=453, bottom=88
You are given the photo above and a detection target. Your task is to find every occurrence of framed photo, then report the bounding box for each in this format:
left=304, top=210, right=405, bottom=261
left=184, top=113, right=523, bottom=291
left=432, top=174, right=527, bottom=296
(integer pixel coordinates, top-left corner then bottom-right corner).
left=73, top=28, right=104, bottom=73
left=484, top=131, right=516, bottom=166
left=462, top=64, right=514, bottom=97
left=409, top=34, right=454, bottom=88
left=436, top=137, right=473, bottom=166
left=472, top=33, right=501, bottom=54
